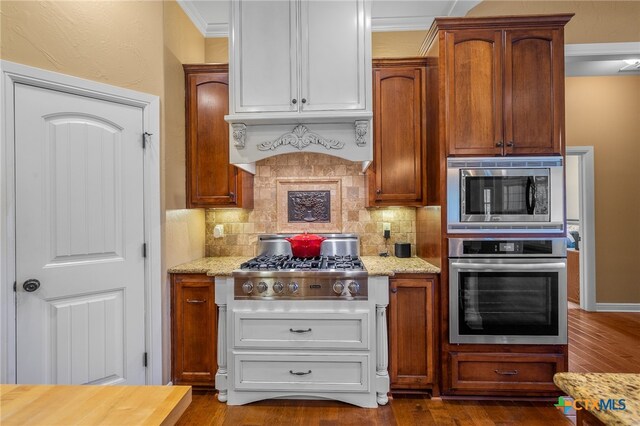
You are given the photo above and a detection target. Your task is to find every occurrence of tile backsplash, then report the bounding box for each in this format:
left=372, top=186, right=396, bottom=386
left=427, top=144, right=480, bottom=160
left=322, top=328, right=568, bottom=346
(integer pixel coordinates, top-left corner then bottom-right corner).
left=205, top=153, right=416, bottom=257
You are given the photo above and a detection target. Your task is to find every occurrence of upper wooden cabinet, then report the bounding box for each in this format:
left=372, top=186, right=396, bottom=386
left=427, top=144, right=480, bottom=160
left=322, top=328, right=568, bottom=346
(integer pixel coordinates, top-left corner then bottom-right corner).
left=184, top=65, right=253, bottom=208
left=229, top=0, right=371, bottom=117
left=368, top=58, right=431, bottom=207
left=436, top=15, right=572, bottom=156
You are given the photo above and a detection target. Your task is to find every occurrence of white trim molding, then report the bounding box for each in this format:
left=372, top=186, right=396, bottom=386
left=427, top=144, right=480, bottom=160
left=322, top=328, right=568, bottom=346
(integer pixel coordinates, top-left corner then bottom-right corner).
left=567, top=147, right=597, bottom=312
left=596, top=303, right=640, bottom=313
left=565, top=42, right=640, bottom=57
left=0, top=60, right=162, bottom=385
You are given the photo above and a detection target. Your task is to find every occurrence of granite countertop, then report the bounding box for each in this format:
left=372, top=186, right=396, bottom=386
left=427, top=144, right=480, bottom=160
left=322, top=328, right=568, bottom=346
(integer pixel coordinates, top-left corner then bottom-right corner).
left=168, top=256, right=252, bottom=276
left=169, top=256, right=440, bottom=277
left=361, top=256, right=440, bottom=276
left=554, top=372, right=640, bottom=425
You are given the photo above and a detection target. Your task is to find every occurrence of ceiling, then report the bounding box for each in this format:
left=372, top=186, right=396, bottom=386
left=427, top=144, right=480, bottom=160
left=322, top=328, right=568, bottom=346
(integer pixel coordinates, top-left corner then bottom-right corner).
left=177, top=0, right=482, bottom=37
left=177, top=1, right=640, bottom=77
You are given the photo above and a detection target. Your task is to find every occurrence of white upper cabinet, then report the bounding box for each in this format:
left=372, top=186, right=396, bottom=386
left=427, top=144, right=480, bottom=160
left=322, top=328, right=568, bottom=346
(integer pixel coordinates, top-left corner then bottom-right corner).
left=228, top=0, right=372, bottom=120
left=232, top=0, right=298, bottom=113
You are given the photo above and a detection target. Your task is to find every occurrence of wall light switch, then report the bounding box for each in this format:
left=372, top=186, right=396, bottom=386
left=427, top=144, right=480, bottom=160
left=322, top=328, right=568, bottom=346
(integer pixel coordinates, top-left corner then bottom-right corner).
left=213, top=224, right=224, bottom=238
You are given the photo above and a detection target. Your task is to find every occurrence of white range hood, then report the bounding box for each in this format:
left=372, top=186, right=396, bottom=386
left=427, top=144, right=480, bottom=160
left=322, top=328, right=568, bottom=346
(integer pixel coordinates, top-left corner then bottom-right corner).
left=225, top=0, right=373, bottom=174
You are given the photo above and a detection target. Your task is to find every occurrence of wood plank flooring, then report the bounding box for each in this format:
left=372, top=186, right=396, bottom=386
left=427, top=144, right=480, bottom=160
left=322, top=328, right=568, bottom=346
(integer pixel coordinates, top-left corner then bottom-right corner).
left=177, top=309, right=640, bottom=425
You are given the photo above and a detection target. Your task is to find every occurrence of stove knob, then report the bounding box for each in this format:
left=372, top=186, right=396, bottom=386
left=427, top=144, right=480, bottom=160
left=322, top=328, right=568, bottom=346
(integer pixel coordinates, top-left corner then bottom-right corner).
left=288, top=281, right=299, bottom=293
left=256, top=281, right=268, bottom=293
left=273, top=281, right=284, bottom=294
left=242, top=281, right=254, bottom=294
left=333, top=281, right=345, bottom=294
left=348, top=281, right=360, bottom=295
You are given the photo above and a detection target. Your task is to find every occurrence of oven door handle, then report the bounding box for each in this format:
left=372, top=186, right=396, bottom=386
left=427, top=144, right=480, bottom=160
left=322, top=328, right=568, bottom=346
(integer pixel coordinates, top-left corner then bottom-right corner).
left=451, top=262, right=566, bottom=271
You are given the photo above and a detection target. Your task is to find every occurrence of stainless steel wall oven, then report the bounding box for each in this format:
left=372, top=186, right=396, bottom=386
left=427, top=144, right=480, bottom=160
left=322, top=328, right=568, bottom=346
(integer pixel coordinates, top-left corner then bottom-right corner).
left=447, top=157, right=564, bottom=233
left=449, top=238, right=567, bottom=345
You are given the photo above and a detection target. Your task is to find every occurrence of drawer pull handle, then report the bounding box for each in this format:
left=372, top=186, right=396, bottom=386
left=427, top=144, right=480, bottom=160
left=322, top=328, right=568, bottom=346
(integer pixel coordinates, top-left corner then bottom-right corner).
left=289, top=370, right=312, bottom=376
left=289, top=328, right=312, bottom=334
left=186, top=299, right=206, bottom=303
left=494, top=369, right=519, bottom=376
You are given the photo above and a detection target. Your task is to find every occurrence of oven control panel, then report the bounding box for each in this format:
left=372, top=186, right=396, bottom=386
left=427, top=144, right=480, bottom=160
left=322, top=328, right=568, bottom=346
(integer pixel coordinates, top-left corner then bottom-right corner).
left=233, top=276, right=368, bottom=300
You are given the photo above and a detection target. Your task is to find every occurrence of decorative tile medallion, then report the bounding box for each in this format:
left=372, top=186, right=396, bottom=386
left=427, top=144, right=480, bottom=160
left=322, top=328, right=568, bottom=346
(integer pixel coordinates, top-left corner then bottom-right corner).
left=287, top=191, right=331, bottom=223
left=276, top=178, right=341, bottom=233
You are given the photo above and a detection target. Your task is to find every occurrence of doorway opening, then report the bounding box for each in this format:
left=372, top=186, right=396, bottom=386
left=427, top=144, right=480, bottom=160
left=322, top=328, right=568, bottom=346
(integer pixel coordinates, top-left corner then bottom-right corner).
left=566, top=147, right=596, bottom=312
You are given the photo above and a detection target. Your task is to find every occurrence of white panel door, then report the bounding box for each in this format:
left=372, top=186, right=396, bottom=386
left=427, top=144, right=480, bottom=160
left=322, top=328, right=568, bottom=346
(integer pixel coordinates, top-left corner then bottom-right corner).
left=14, top=83, right=146, bottom=385
left=233, top=0, right=298, bottom=113
left=300, top=0, right=368, bottom=112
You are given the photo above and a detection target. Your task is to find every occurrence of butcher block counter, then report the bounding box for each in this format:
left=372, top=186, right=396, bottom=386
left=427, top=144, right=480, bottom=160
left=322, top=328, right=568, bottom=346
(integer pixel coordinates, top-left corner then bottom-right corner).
left=0, top=384, right=191, bottom=425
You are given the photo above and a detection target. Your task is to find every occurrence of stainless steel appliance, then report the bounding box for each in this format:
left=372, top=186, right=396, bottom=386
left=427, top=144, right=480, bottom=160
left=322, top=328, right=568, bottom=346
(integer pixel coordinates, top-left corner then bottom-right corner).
left=449, top=238, right=567, bottom=345
left=447, top=157, right=564, bottom=233
left=219, top=234, right=388, bottom=408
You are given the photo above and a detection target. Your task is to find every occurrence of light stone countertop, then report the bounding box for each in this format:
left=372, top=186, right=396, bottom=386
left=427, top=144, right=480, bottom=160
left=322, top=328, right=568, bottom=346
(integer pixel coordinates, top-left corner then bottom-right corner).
left=361, top=256, right=440, bottom=276
left=553, top=372, right=640, bottom=425
left=169, top=256, right=440, bottom=277
left=168, top=257, right=252, bottom=276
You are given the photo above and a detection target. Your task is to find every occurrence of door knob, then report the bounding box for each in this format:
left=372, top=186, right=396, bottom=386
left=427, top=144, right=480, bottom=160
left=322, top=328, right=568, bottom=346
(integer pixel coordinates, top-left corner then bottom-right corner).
left=23, top=279, right=41, bottom=292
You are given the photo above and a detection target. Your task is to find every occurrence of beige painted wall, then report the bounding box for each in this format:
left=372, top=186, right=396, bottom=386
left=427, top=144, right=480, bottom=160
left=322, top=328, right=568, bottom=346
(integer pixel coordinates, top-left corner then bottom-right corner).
left=0, top=1, right=164, bottom=95
left=565, top=76, right=640, bottom=304
left=467, top=1, right=640, bottom=43
left=205, top=37, right=228, bottom=63
left=372, top=31, right=427, bottom=58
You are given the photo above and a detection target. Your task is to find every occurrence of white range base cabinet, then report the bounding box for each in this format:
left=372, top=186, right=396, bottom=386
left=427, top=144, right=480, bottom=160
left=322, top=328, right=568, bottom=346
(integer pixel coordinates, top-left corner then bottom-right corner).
left=215, top=276, right=390, bottom=408
left=226, top=0, right=373, bottom=173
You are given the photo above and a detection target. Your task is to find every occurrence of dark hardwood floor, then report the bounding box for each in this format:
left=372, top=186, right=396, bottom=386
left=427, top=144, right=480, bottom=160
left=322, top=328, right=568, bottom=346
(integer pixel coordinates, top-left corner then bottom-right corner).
left=177, top=309, right=640, bottom=425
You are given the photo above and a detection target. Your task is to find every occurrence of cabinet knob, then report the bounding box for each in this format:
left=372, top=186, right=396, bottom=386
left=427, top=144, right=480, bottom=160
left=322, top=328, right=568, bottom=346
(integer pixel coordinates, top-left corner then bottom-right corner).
left=376, top=189, right=381, bottom=194
left=390, top=288, right=398, bottom=293
left=301, top=98, right=307, bottom=104
left=506, top=141, right=514, bottom=147
left=291, top=99, right=297, bottom=104
left=229, top=191, right=235, bottom=200
left=495, top=141, right=504, bottom=147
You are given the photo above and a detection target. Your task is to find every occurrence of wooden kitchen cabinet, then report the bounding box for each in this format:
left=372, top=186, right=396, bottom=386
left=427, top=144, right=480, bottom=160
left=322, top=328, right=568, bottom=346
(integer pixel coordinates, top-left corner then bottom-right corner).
left=184, top=64, right=253, bottom=208
left=568, top=249, right=580, bottom=304
left=449, top=352, right=565, bottom=394
left=368, top=58, right=430, bottom=207
left=437, top=15, right=571, bottom=156
left=171, top=274, right=217, bottom=389
left=388, top=274, right=437, bottom=393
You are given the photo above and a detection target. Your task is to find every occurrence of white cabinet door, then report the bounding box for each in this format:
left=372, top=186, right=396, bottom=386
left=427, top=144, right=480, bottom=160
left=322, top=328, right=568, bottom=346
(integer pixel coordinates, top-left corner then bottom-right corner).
left=300, top=0, right=369, bottom=112
left=231, top=0, right=298, bottom=113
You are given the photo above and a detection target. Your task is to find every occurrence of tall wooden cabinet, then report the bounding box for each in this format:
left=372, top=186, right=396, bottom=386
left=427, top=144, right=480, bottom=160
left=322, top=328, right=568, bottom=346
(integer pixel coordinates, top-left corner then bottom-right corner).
left=368, top=58, right=432, bottom=207
left=171, top=274, right=217, bottom=389
left=438, top=15, right=571, bottom=156
left=422, top=14, right=572, bottom=397
left=388, top=274, right=438, bottom=394
left=184, top=64, right=253, bottom=208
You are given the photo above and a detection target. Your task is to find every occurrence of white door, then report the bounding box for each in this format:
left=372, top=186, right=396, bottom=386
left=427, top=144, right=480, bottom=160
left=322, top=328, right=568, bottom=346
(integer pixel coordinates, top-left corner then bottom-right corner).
left=14, top=83, right=147, bottom=385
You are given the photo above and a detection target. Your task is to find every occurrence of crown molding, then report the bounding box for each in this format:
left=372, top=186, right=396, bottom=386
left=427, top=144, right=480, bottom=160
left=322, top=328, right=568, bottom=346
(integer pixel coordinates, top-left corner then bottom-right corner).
left=176, top=0, right=208, bottom=36
left=371, top=16, right=435, bottom=32
left=565, top=42, right=640, bottom=57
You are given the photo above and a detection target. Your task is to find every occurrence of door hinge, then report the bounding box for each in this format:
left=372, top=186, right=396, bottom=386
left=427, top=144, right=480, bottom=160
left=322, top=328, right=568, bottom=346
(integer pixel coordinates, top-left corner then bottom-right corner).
left=143, top=132, right=153, bottom=149
left=143, top=352, right=148, bottom=367
left=142, top=243, right=147, bottom=258
left=13, top=281, right=16, bottom=292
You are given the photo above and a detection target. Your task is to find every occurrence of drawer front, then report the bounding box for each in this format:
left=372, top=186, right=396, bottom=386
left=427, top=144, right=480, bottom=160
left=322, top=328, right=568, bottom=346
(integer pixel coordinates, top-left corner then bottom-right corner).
left=233, top=312, right=369, bottom=349
left=450, top=352, right=564, bottom=392
left=234, top=353, right=369, bottom=392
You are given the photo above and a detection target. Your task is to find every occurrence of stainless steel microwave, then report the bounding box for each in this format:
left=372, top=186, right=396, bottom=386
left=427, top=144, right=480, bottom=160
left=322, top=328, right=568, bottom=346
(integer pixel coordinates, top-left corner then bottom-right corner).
left=447, top=157, right=564, bottom=233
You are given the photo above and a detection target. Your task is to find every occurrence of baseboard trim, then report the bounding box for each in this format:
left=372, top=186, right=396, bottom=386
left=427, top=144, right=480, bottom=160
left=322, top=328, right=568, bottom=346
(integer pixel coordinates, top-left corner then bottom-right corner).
left=596, top=303, right=640, bottom=312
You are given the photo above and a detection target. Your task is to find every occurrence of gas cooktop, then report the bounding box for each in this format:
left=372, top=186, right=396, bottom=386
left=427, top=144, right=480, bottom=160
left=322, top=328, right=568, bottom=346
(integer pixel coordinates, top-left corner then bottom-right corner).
left=239, top=254, right=364, bottom=271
